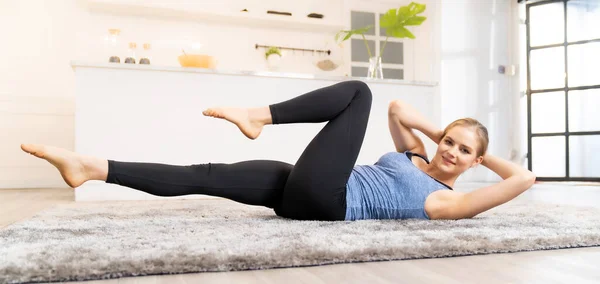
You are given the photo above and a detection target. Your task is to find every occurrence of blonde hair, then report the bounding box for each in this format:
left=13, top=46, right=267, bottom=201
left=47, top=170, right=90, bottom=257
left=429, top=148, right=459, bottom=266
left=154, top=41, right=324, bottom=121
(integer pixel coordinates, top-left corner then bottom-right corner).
left=442, top=118, right=489, bottom=157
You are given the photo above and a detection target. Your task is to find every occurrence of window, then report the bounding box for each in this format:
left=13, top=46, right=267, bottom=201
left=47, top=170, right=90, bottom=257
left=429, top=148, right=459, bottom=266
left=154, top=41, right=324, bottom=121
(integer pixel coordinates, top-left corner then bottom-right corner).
left=525, top=0, right=600, bottom=181
left=349, top=11, right=404, bottom=79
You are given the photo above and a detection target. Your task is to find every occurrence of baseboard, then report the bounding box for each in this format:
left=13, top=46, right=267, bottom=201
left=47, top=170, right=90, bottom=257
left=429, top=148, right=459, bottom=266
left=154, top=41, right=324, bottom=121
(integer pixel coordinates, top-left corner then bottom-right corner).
left=0, top=166, right=69, bottom=189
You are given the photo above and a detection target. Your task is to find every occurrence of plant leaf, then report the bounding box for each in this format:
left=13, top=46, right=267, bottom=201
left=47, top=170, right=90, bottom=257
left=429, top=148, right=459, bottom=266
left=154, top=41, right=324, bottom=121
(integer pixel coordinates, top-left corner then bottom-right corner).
left=334, top=25, right=373, bottom=43
left=399, top=26, right=415, bottom=39
left=355, top=25, right=374, bottom=34
left=380, top=9, right=398, bottom=28
left=387, top=26, right=415, bottom=39
left=404, top=16, right=426, bottom=26
left=386, top=26, right=404, bottom=38
left=398, top=6, right=411, bottom=19
left=334, top=31, right=344, bottom=42
left=377, top=2, right=426, bottom=39
left=410, top=2, right=426, bottom=15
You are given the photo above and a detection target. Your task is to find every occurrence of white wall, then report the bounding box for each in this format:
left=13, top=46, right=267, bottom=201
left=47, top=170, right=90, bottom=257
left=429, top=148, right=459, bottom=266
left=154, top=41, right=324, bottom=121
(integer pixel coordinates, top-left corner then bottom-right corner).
left=0, top=1, right=80, bottom=188
left=439, top=0, right=521, bottom=182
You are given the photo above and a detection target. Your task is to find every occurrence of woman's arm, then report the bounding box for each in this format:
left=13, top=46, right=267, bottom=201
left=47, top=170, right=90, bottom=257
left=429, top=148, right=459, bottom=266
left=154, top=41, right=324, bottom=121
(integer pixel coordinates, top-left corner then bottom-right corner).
left=450, top=154, right=536, bottom=219
left=388, top=100, right=443, bottom=155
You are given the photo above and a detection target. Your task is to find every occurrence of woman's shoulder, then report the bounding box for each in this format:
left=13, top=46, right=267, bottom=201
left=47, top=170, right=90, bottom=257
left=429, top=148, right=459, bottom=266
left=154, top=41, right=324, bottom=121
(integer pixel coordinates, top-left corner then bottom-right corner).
left=380, top=150, right=426, bottom=160
left=377, top=151, right=418, bottom=166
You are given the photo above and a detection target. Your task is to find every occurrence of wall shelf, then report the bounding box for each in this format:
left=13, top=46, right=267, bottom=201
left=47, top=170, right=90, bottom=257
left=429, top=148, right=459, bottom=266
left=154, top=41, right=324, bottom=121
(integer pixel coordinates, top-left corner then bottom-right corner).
left=86, top=0, right=346, bottom=34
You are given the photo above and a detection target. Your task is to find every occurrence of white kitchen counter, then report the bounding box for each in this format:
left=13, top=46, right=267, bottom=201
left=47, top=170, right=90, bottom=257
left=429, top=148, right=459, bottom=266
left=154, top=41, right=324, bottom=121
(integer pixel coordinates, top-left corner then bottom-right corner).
left=71, top=61, right=438, bottom=87
left=71, top=61, right=440, bottom=201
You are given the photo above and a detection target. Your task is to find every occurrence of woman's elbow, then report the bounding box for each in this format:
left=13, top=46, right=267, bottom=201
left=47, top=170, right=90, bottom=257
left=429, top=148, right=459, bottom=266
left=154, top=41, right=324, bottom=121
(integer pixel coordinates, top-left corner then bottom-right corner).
left=523, top=172, right=536, bottom=188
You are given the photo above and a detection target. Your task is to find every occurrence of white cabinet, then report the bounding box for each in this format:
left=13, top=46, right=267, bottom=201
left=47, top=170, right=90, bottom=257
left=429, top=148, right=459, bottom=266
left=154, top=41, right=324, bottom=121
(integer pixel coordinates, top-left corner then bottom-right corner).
left=72, top=62, right=439, bottom=201
left=86, top=0, right=345, bottom=33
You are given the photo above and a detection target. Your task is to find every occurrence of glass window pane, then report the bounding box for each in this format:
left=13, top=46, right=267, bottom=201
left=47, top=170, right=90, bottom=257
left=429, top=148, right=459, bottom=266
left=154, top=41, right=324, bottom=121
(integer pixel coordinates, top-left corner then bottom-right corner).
left=531, top=91, right=565, bottom=133
left=351, top=66, right=368, bottom=77
left=529, top=2, right=565, bottom=47
left=379, top=14, right=385, bottom=37
left=382, top=68, right=403, bottom=80
left=567, top=0, right=600, bottom=42
left=381, top=41, right=403, bottom=64
left=569, top=135, right=600, bottom=178
left=351, top=11, right=375, bottom=35
left=532, top=136, right=566, bottom=177
left=567, top=42, right=600, bottom=87
left=351, top=39, right=375, bottom=62
left=568, top=89, right=600, bottom=132
left=530, top=46, right=565, bottom=90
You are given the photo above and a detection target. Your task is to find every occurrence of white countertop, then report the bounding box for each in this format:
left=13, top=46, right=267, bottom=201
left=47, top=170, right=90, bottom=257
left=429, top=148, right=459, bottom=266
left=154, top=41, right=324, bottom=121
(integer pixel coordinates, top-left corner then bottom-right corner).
left=71, top=61, right=438, bottom=87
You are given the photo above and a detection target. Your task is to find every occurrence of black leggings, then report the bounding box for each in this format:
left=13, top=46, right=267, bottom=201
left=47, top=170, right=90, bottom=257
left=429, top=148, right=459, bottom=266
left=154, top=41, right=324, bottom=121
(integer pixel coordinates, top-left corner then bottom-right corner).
left=106, top=80, right=372, bottom=221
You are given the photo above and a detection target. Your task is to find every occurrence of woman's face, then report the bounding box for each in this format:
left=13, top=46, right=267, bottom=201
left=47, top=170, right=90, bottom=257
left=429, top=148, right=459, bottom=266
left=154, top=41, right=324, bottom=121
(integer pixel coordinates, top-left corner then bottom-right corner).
left=433, top=126, right=483, bottom=175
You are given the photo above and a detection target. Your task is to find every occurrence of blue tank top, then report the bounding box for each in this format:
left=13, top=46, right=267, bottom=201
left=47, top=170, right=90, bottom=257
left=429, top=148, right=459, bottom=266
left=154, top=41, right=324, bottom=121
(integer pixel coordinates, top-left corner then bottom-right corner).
left=345, top=151, right=452, bottom=221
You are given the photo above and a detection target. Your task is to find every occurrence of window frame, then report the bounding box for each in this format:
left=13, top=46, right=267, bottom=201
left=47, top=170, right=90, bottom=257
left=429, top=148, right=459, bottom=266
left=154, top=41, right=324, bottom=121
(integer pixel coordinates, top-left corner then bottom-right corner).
left=525, top=0, right=600, bottom=181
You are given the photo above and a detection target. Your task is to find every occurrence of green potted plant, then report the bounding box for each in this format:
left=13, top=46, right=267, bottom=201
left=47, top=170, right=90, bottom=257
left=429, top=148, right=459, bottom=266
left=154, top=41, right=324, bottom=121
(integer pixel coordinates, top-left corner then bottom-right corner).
left=265, top=46, right=282, bottom=70
left=335, top=2, right=427, bottom=79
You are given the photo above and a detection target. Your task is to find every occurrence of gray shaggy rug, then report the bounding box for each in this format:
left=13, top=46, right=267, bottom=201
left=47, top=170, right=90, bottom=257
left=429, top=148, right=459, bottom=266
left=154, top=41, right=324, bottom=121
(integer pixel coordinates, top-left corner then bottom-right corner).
left=1, top=199, right=600, bottom=284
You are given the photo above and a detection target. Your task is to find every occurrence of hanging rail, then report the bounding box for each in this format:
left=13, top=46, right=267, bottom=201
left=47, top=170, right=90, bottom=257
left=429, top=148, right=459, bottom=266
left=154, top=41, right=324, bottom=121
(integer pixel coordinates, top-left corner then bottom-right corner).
left=255, top=44, right=331, bottom=55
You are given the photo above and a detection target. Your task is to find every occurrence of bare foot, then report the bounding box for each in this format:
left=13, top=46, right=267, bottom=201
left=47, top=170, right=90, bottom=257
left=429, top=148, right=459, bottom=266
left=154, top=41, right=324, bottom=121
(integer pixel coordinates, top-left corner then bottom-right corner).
left=202, top=107, right=264, bottom=139
left=20, top=144, right=99, bottom=188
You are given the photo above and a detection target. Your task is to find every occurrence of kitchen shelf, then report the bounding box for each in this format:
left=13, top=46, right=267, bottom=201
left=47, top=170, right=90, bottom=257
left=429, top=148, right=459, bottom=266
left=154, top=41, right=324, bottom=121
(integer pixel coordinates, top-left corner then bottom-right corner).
left=86, top=0, right=346, bottom=33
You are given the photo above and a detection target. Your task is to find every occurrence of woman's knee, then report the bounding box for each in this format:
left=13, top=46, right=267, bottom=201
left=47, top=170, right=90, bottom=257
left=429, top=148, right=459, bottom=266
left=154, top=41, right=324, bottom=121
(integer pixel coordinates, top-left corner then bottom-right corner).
left=343, top=80, right=372, bottom=101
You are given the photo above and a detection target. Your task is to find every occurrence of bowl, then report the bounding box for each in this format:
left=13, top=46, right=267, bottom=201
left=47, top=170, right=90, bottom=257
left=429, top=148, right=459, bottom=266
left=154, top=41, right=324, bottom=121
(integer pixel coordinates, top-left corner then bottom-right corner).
left=178, top=54, right=216, bottom=68
left=315, top=59, right=342, bottom=71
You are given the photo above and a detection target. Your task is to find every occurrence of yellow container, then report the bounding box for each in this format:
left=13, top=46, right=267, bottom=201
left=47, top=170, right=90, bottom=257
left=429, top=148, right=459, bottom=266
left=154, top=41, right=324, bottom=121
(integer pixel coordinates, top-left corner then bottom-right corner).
left=177, top=54, right=216, bottom=68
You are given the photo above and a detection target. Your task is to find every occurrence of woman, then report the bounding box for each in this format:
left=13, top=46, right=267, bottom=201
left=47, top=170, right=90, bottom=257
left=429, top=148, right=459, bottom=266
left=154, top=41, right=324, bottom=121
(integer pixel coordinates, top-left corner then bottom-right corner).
left=21, top=80, right=535, bottom=221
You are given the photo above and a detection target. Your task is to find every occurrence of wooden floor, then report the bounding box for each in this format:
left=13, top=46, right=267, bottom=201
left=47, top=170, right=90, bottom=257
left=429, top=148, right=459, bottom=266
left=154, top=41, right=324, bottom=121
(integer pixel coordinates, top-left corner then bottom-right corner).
left=2, top=183, right=600, bottom=284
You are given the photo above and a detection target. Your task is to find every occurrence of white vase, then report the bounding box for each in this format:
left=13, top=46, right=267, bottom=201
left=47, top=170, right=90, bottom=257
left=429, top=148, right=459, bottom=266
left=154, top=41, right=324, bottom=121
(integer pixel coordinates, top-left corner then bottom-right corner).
left=267, top=54, right=281, bottom=70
